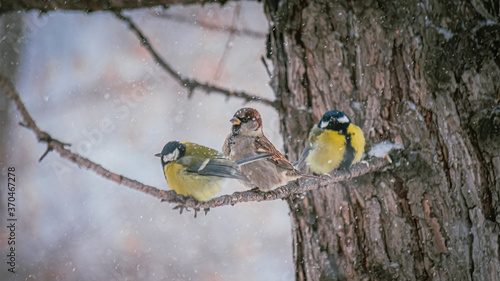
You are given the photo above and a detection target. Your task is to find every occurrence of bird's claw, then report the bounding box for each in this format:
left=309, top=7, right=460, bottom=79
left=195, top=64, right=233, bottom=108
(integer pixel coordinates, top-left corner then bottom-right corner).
left=172, top=204, right=190, bottom=214
left=321, top=173, right=332, bottom=178
left=266, top=189, right=277, bottom=196
left=250, top=187, right=262, bottom=193
left=360, top=160, right=370, bottom=167
left=192, top=207, right=210, bottom=218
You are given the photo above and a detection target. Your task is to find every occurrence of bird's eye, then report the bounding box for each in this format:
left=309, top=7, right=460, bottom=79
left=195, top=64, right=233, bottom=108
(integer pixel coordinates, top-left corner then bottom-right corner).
left=240, top=117, right=249, bottom=123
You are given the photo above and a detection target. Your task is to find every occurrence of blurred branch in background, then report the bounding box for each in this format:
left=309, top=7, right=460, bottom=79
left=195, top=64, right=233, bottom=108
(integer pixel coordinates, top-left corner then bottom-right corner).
left=150, top=8, right=266, bottom=39
left=0, top=73, right=390, bottom=213
left=213, top=3, right=240, bottom=81
left=113, top=11, right=277, bottom=108
left=0, top=0, right=229, bottom=14
left=0, top=72, right=170, bottom=197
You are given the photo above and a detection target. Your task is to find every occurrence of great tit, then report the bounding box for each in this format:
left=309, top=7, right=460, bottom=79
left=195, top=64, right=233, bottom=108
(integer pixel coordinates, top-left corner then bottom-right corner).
left=222, top=107, right=306, bottom=191
left=297, top=110, right=365, bottom=174
left=156, top=141, right=271, bottom=201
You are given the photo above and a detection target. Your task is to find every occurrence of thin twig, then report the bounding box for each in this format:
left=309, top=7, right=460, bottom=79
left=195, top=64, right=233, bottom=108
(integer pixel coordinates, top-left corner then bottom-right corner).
left=113, top=11, right=277, bottom=108
left=0, top=73, right=174, bottom=201
left=213, top=3, right=240, bottom=81
left=261, top=56, right=272, bottom=79
left=1, top=73, right=391, bottom=210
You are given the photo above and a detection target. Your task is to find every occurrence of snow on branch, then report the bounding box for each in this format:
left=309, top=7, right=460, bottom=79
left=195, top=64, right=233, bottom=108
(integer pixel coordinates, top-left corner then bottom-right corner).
left=1, top=73, right=391, bottom=214
left=113, top=11, right=277, bottom=108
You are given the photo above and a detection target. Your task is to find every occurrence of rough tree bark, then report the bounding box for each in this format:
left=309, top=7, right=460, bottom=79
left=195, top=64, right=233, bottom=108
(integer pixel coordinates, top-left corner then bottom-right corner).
left=263, top=0, right=500, bottom=280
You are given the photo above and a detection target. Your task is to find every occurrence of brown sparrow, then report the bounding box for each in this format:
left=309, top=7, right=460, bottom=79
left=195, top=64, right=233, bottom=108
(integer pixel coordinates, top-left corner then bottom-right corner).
left=222, top=107, right=303, bottom=191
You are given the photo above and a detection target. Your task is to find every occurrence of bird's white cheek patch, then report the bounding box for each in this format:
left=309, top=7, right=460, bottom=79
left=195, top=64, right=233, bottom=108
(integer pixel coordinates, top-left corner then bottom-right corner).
left=338, top=115, right=349, bottom=123
left=163, top=149, right=179, bottom=162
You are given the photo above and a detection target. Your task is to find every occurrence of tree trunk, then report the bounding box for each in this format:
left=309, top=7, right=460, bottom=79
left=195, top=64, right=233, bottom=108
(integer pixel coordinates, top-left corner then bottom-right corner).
left=263, top=0, right=500, bottom=280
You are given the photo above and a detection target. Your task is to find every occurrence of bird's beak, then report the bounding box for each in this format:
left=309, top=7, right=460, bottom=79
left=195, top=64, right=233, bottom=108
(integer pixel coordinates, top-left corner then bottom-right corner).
left=319, top=120, right=329, bottom=128
left=230, top=117, right=241, bottom=125
left=154, top=153, right=161, bottom=157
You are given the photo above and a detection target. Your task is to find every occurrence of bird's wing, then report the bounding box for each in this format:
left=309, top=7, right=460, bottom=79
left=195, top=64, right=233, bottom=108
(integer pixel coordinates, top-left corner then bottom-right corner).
left=294, top=144, right=311, bottom=169
left=181, top=156, right=249, bottom=182
left=254, top=136, right=296, bottom=171
left=235, top=153, right=274, bottom=166
left=295, top=127, right=322, bottom=169
left=308, top=126, right=324, bottom=143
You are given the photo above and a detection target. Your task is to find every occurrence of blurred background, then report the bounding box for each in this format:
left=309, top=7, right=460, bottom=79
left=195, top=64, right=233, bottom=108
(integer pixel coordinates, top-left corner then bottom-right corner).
left=0, top=2, right=295, bottom=280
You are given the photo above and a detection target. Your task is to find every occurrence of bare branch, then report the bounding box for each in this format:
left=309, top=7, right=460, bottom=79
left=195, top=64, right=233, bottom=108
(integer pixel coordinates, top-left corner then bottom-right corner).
left=213, top=3, right=240, bottom=81
left=113, top=11, right=277, bottom=108
left=0, top=0, right=243, bottom=14
left=1, top=73, right=391, bottom=211
left=0, top=72, right=176, bottom=201
left=176, top=158, right=391, bottom=210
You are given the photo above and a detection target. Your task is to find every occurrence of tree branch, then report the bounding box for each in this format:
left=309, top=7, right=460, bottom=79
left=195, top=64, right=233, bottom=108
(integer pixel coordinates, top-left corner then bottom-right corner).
left=1, top=73, right=391, bottom=212
left=213, top=3, right=241, bottom=81
left=113, top=11, right=277, bottom=108
left=183, top=158, right=390, bottom=210
left=0, top=0, right=242, bottom=14
left=0, top=73, right=175, bottom=200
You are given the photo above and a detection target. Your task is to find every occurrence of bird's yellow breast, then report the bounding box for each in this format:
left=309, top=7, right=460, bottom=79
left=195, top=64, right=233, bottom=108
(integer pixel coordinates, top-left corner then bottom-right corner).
left=164, top=162, right=222, bottom=201
left=306, top=130, right=346, bottom=174
left=347, top=124, right=365, bottom=164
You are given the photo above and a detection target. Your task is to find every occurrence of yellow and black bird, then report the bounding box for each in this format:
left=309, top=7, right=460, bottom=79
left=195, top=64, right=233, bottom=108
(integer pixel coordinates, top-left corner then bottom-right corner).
left=297, top=110, right=365, bottom=174
left=155, top=141, right=271, bottom=201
